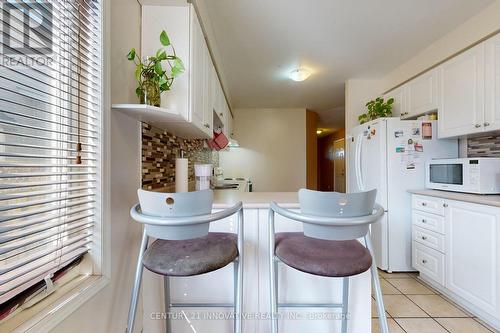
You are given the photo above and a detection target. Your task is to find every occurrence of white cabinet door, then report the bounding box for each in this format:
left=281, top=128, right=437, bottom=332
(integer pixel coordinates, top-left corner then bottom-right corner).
left=406, top=69, right=439, bottom=118
left=438, top=43, right=485, bottom=138
left=384, top=86, right=406, bottom=118
left=485, top=33, right=500, bottom=131
left=189, top=10, right=206, bottom=130
left=201, top=46, right=213, bottom=136
left=445, top=200, right=500, bottom=316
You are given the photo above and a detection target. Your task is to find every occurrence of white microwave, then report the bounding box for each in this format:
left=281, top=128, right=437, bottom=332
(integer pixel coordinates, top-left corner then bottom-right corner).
left=426, top=158, right=500, bottom=194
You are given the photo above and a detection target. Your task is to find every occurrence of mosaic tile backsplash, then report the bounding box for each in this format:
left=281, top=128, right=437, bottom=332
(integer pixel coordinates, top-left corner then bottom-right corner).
left=142, top=123, right=218, bottom=191
left=468, top=134, right=500, bottom=157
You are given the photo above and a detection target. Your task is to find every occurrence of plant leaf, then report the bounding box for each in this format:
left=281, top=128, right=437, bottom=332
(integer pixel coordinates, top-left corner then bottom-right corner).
left=157, top=50, right=167, bottom=61
left=135, top=63, right=142, bottom=82
left=127, top=48, right=136, bottom=61
left=154, top=61, right=163, bottom=75
left=160, top=30, right=170, bottom=46
left=135, top=87, right=143, bottom=98
left=171, top=57, right=185, bottom=78
left=160, top=82, right=170, bottom=91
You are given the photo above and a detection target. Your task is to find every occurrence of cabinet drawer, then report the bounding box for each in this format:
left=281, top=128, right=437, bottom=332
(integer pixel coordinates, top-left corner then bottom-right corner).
left=412, top=241, right=445, bottom=286
left=412, top=211, right=445, bottom=234
left=412, top=195, right=445, bottom=216
left=413, top=226, right=445, bottom=253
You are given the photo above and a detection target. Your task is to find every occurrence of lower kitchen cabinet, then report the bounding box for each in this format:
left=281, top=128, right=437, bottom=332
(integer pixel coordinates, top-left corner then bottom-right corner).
left=445, top=200, right=500, bottom=317
left=411, top=194, right=500, bottom=329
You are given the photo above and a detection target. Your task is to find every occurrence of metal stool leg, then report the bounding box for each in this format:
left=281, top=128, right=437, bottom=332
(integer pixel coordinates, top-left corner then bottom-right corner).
left=365, top=235, right=389, bottom=333
left=126, top=230, right=149, bottom=333
left=341, top=277, right=349, bottom=333
left=164, top=277, right=172, bottom=333
left=233, top=261, right=240, bottom=333
left=270, top=256, right=278, bottom=333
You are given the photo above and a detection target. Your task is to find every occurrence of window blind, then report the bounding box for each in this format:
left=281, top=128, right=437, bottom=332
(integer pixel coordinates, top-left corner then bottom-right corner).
left=0, top=0, right=101, bottom=304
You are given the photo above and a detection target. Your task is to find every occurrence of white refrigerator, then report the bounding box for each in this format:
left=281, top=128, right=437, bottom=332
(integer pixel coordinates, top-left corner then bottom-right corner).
left=347, top=117, right=458, bottom=272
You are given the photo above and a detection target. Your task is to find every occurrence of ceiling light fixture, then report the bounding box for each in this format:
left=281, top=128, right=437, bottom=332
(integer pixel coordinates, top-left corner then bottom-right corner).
left=289, top=68, right=311, bottom=82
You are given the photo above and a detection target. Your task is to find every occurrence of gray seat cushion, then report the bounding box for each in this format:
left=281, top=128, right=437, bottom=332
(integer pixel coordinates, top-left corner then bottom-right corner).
left=275, top=232, right=372, bottom=277
left=142, top=232, right=238, bottom=277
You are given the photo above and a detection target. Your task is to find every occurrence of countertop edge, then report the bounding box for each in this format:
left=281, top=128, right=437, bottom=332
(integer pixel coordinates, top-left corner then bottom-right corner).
left=408, top=189, right=500, bottom=208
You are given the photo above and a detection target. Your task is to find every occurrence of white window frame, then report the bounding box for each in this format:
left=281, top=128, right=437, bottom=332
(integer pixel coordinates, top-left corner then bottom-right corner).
left=3, top=0, right=111, bottom=331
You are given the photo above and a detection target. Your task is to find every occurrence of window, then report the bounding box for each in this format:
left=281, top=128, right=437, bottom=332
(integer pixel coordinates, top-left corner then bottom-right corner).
left=0, top=0, right=102, bottom=317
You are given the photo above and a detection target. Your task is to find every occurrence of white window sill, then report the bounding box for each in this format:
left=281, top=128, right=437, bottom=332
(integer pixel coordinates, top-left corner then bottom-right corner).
left=3, top=275, right=109, bottom=333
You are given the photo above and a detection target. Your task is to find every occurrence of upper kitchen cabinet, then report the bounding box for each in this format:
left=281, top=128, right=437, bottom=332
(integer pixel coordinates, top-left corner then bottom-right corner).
left=384, top=86, right=406, bottom=118
left=438, top=43, right=485, bottom=138
left=484, top=33, right=500, bottom=132
left=141, top=4, right=226, bottom=138
left=405, top=69, right=439, bottom=119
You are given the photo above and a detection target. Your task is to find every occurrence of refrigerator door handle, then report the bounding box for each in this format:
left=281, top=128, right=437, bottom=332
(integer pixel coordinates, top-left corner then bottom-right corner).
left=355, top=133, right=365, bottom=191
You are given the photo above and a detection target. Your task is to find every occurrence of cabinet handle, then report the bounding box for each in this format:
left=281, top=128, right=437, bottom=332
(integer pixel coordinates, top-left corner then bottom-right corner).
left=484, top=122, right=490, bottom=127
left=421, top=202, right=427, bottom=206
left=421, top=236, right=428, bottom=240
left=443, top=203, right=448, bottom=208
left=422, top=259, right=427, bottom=264
left=421, top=219, right=427, bottom=223
left=475, top=124, right=482, bottom=128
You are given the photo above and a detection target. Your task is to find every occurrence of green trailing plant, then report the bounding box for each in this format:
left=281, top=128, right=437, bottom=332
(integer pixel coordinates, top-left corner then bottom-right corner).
left=126, top=30, right=185, bottom=106
left=358, top=97, right=394, bottom=124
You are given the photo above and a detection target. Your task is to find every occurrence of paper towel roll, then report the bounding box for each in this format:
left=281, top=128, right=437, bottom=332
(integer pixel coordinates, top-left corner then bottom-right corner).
left=175, top=158, right=188, bottom=192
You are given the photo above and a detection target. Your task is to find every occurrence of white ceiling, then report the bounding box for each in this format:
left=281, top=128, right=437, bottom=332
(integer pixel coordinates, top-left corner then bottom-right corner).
left=200, top=0, right=494, bottom=129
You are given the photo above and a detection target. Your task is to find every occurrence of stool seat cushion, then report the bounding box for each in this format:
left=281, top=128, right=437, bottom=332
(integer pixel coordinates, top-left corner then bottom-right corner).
left=275, top=232, right=372, bottom=277
left=142, top=232, right=238, bottom=277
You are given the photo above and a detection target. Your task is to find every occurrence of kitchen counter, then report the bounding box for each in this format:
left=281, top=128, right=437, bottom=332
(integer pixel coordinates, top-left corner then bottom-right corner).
left=213, top=190, right=300, bottom=209
left=408, top=189, right=500, bottom=207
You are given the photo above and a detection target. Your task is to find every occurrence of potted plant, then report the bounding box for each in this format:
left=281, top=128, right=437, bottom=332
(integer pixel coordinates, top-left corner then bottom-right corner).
left=358, top=97, right=394, bottom=124
left=126, top=30, right=185, bottom=107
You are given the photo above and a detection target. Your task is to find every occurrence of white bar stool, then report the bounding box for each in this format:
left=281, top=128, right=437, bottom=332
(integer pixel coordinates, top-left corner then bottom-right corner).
left=268, top=189, right=389, bottom=333
left=126, top=189, right=244, bottom=333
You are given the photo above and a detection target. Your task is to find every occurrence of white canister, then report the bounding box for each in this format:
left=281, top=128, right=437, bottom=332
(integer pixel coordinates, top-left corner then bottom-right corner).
left=194, top=164, right=213, bottom=190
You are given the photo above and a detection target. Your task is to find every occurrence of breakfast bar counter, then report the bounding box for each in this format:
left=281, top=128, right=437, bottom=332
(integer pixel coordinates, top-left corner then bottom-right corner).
left=142, top=191, right=372, bottom=333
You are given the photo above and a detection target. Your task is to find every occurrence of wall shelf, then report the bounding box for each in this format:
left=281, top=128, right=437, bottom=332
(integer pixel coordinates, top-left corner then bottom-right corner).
left=112, top=104, right=185, bottom=124
left=112, top=104, right=211, bottom=139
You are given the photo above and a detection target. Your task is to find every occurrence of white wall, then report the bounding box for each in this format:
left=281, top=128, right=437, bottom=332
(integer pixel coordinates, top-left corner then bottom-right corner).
left=345, top=79, right=382, bottom=133
left=51, top=0, right=144, bottom=332
left=381, top=0, right=500, bottom=92
left=219, top=108, right=307, bottom=192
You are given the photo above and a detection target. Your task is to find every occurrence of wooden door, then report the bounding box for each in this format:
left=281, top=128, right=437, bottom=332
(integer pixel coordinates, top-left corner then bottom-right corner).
left=333, top=138, right=345, bottom=193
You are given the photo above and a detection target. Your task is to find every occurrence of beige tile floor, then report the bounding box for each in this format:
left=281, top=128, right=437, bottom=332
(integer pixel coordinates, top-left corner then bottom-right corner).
left=371, top=271, right=499, bottom=333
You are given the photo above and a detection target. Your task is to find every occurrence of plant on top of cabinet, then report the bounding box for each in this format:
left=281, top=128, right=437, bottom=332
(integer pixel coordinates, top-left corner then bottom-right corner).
left=126, top=30, right=185, bottom=107
left=358, top=97, right=394, bottom=124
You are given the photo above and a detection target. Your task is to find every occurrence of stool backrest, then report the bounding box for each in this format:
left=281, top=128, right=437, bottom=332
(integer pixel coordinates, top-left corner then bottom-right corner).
left=136, top=189, right=214, bottom=240
left=298, top=189, right=378, bottom=240
left=138, top=189, right=213, bottom=217
left=299, top=189, right=376, bottom=217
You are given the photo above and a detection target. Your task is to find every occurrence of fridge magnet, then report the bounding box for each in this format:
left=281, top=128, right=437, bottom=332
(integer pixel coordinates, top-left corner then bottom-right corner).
left=396, top=147, right=405, bottom=153
left=411, top=127, right=420, bottom=136
left=370, top=128, right=376, bottom=136
left=422, top=122, right=432, bottom=140
left=394, top=130, right=403, bottom=138
left=407, top=138, right=413, bottom=145
left=406, top=162, right=416, bottom=170
left=414, top=143, right=423, bottom=152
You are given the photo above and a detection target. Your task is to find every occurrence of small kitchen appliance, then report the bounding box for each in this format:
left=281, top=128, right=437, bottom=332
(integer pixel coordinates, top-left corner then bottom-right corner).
left=426, top=158, right=500, bottom=194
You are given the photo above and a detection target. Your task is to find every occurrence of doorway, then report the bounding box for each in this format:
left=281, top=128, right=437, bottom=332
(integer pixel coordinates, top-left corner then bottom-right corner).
left=333, top=138, right=345, bottom=192
left=317, top=129, right=345, bottom=192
